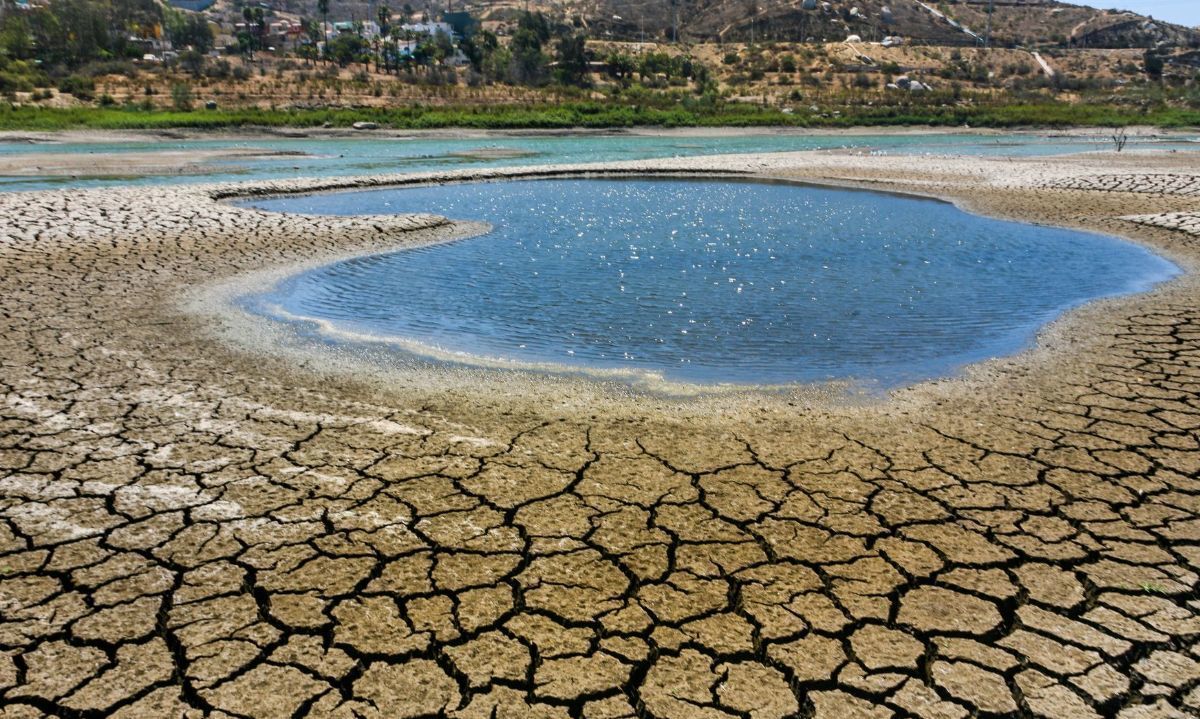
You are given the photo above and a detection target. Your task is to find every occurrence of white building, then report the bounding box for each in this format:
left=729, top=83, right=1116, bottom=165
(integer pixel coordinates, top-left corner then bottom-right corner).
left=359, top=20, right=382, bottom=40
left=400, top=21, right=455, bottom=38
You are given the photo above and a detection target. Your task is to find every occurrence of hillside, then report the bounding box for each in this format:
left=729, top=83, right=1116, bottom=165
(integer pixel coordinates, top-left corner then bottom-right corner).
left=259, top=0, right=1199, bottom=48
left=3, top=0, right=1195, bottom=129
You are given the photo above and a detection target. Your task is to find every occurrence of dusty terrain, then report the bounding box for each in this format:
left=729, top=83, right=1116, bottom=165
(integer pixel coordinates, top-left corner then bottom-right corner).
left=2, top=148, right=1200, bottom=718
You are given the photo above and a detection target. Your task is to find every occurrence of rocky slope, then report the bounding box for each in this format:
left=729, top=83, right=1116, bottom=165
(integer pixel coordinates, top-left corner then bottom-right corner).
left=258, top=0, right=1199, bottom=48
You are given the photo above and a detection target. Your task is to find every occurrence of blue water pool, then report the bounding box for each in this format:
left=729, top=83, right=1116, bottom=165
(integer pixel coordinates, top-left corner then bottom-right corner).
left=241, top=177, right=1179, bottom=387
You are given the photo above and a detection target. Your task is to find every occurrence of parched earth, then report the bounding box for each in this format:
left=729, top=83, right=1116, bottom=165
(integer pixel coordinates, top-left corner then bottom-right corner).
left=2, top=151, right=1200, bottom=719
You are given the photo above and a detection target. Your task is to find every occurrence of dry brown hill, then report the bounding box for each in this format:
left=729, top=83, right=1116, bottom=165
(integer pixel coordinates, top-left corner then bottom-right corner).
left=254, top=0, right=1199, bottom=48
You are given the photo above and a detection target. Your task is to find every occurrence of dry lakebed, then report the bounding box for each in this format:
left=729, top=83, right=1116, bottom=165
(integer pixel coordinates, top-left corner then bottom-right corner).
left=2, top=147, right=1200, bottom=718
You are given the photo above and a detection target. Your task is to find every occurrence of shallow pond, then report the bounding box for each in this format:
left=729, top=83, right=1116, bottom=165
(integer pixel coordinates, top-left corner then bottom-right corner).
left=242, top=178, right=1179, bottom=388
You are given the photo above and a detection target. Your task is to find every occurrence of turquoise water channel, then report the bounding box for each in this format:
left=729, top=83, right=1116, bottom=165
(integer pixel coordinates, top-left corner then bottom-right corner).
left=3, top=130, right=1198, bottom=192
left=240, top=178, right=1179, bottom=388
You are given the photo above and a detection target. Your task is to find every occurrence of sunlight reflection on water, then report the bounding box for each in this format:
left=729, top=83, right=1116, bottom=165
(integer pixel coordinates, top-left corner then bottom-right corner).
left=242, top=178, right=1180, bottom=387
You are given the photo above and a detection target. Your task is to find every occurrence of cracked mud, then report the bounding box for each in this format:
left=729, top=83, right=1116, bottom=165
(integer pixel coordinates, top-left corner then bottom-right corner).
left=2, top=151, right=1200, bottom=718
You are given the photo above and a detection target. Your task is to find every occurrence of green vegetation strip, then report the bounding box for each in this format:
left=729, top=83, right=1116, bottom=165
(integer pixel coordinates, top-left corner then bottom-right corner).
left=1, top=102, right=1198, bottom=131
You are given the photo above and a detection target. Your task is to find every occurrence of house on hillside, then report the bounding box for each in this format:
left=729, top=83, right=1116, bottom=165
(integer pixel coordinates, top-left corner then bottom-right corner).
left=330, top=20, right=381, bottom=40
left=128, top=35, right=168, bottom=54
left=401, top=21, right=457, bottom=39
left=265, top=20, right=303, bottom=46
left=359, top=21, right=381, bottom=40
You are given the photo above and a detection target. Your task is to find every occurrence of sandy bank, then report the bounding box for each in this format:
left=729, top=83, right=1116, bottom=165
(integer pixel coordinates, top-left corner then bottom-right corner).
left=3, top=123, right=1195, bottom=147
left=0, top=146, right=311, bottom=178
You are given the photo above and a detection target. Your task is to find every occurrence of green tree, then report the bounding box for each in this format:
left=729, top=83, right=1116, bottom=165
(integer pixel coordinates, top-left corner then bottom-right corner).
left=166, top=9, right=214, bottom=54
left=555, top=32, right=589, bottom=87
left=180, top=48, right=205, bottom=76
left=508, top=11, right=549, bottom=85
left=638, top=52, right=674, bottom=80
left=302, top=18, right=322, bottom=65
left=242, top=6, right=265, bottom=53
left=28, top=0, right=110, bottom=66
left=482, top=43, right=511, bottom=82
left=237, top=31, right=255, bottom=60
left=0, top=11, right=34, bottom=60
left=1144, top=49, right=1164, bottom=81
left=605, top=51, right=635, bottom=80
left=518, top=11, right=550, bottom=44
left=298, top=41, right=318, bottom=66
left=2, top=0, right=164, bottom=68
left=431, top=28, right=454, bottom=65
left=327, top=33, right=366, bottom=67
left=460, top=29, right=497, bottom=73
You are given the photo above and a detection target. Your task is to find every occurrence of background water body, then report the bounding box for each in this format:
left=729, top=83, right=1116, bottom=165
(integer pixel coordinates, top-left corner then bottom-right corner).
left=2, top=131, right=1197, bottom=192
left=242, top=178, right=1179, bottom=387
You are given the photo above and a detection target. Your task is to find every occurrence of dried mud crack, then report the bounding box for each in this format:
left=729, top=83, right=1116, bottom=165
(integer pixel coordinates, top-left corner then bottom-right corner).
left=3, top=151, right=1200, bottom=719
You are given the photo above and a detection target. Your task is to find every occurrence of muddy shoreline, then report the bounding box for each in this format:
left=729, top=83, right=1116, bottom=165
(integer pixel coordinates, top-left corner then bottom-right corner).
left=194, top=167, right=1182, bottom=408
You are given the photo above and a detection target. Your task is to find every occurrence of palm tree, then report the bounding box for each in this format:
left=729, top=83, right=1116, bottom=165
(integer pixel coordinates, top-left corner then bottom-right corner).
left=318, top=0, right=330, bottom=62
left=376, top=3, right=390, bottom=72
left=377, top=3, right=391, bottom=35
left=240, top=6, right=263, bottom=60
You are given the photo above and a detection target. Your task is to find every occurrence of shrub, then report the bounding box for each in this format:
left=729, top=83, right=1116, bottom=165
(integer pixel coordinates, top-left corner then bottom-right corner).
left=57, top=76, right=95, bottom=101
left=82, top=60, right=137, bottom=78
left=206, top=60, right=233, bottom=79
left=0, top=71, right=33, bottom=93
left=171, top=83, right=194, bottom=111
